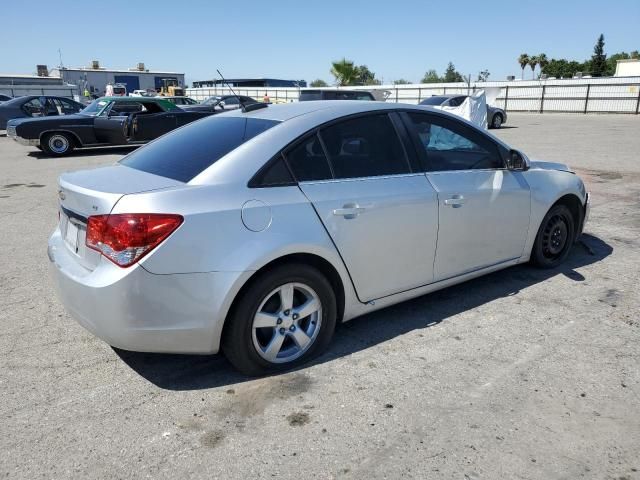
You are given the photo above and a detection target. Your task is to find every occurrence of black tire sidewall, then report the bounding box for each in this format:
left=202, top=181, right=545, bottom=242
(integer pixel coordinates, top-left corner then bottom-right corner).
left=222, top=264, right=337, bottom=376
left=492, top=114, right=503, bottom=128
left=531, top=204, right=575, bottom=268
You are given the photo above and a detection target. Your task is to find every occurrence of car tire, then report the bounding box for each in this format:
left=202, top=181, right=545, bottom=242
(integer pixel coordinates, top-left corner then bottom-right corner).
left=491, top=113, right=503, bottom=129
left=222, top=263, right=337, bottom=376
left=41, top=132, right=74, bottom=156
left=530, top=204, right=575, bottom=269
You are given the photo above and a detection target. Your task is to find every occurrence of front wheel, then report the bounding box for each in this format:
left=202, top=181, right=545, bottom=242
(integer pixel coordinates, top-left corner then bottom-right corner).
left=530, top=204, right=575, bottom=268
left=41, top=132, right=74, bottom=156
left=222, top=264, right=337, bottom=376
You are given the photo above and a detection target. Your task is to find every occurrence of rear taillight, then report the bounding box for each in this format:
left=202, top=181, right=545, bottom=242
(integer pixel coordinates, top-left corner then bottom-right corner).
left=86, top=213, right=183, bottom=267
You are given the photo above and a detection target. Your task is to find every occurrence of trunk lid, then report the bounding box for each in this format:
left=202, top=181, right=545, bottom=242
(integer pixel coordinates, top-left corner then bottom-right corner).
left=57, top=164, right=182, bottom=270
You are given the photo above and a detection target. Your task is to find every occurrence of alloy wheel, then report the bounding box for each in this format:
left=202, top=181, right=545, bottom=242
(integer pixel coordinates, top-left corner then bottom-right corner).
left=251, top=282, right=322, bottom=364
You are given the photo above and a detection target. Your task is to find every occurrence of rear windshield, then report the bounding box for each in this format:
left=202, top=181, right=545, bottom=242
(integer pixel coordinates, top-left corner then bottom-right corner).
left=120, top=116, right=279, bottom=182
left=420, top=96, right=449, bottom=106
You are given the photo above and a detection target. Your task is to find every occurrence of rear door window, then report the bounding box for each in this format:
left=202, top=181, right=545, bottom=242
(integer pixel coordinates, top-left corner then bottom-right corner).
left=284, top=134, right=333, bottom=182
left=319, top=114, right=411, bottom=179
left=120, top=116, right=279, bottom=182
left=22, top=98, right=44, bottom=116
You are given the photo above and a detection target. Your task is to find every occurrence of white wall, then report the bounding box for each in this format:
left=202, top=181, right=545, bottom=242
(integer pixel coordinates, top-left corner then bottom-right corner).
left=186, top=76, right=640, bottom=113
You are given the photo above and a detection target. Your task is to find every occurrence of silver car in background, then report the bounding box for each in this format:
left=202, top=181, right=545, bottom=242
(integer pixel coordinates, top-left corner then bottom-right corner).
left=49, top=101, right=589, bottom=375
left=420, top=94, right=508, bottom=129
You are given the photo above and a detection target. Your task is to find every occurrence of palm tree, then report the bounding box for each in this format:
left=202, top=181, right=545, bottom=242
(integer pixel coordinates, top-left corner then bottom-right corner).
left=330, top=58, right=358, bottom=86
left=518, top=53, right=530, bottom=80
left=528, top=55, right=539, bottom=79
left=537, top=54, right=549, bottom=76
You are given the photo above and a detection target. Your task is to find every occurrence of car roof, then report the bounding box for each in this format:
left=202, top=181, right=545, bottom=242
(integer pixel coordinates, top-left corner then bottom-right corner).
left=221, top=100, right=420, bottom=122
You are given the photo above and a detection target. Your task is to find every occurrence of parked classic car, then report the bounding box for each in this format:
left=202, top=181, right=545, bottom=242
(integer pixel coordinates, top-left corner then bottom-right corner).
left=180, top=95, right=258, bottom=113
left=7, top=96, right=213, bottom=156
left=48, top=101, right=589, bottom=375
left=420, top=95, right=507, bottom=128
left=0, top=95, right=84, bottom=130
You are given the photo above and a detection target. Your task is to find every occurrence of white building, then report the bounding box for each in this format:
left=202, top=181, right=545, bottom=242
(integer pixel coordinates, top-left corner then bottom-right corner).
left=614, top=59, right=640, bottom=77
left=49, top=61, right=185, bottom=96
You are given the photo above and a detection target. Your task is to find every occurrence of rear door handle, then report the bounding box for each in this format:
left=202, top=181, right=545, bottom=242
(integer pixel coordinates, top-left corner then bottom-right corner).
left=444, top=195, right=466, bottom=208
left=333, top=203, right=367, bottom=219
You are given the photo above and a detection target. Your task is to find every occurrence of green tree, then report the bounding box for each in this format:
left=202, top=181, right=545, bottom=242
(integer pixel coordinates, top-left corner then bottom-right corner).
left=590, top=34, right=607, bottom=76
left=528, top=55, right=538, bottom=79
left=537, top=54, right=549, bottom=75
left=310, top=79, right=328, bottom=87
left=443, top=62, right=464, bottom=82
left=421, top=69, right=441, bottom=83
left=393, top=79, right=412, bottom=85
left=330, top=58, right=358, bottom=86
left=518, top=53, right=530, bottom=80
left=355, top=65, right=381, bottom=85
left=477, top=69, right=490, bottom=82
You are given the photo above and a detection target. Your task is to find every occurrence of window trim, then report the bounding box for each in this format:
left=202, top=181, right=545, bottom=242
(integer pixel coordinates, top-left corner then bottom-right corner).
left=247, top=108, right=509, bottom=188
left=399, top=110, right=507, bottom=172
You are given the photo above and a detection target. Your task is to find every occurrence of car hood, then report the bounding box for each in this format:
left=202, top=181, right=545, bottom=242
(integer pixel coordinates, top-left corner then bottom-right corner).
left=7, top=114, right=89, bottom=127
left=529, top=159, right=573, bottom=173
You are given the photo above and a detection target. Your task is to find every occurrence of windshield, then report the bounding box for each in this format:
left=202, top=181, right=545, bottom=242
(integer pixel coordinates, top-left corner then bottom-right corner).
left=420, top=96, right=450, bottom=106
left=120, top=116, right=279, bottom=182
left=202, top=96, right=222, bottom=106
left=79, top=99, right=111, bottom=116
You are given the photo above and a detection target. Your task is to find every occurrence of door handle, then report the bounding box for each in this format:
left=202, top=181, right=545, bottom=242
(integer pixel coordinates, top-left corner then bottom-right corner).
left=444, top=195, right=466, bottom=208
left=333, top=203, right=367, bottom=219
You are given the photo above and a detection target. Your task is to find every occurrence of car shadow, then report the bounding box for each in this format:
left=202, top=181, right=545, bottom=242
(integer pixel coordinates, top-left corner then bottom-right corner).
left=495, top=125, right=518, bottom=129
left=27, top=145, right=139, bottom=159
left=115, top=233, right=612, bottom=390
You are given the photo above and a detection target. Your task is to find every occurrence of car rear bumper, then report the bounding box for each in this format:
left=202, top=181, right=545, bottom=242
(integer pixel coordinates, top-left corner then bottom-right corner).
left=48, top=228, right=246, bottom=354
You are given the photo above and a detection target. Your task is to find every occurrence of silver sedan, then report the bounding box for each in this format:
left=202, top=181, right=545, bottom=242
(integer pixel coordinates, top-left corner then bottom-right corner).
left=48, top=101, right=589, bottom=375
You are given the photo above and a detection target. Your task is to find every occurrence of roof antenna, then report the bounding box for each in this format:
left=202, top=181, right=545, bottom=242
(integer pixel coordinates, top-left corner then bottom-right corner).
left=216, top=69, right=268, bottom=113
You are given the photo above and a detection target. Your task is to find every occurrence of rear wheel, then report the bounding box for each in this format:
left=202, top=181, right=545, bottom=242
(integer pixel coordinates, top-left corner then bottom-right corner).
left=41, top=132, right=74, bottom=156
left=531, top=204, right=575, bottom=268
left=222, top=264, right=337, bottom=376
left=491, top=113, right=503, bottom=129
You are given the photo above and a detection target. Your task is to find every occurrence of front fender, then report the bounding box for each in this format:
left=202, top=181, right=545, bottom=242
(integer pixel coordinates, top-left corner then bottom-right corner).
left=521, top=169, right=587, bottom=260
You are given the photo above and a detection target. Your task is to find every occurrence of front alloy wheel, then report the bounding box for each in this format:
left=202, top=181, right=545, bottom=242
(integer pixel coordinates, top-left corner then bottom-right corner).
left=223, top=263, right=337, bottom=376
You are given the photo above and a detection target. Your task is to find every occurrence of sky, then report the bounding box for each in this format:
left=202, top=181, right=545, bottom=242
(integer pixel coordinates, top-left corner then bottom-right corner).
left=1, top=0, right=639, bottom=86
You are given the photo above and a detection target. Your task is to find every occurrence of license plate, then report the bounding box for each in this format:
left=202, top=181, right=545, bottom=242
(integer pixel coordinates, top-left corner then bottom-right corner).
left=65, top=220, right=79, bottom=252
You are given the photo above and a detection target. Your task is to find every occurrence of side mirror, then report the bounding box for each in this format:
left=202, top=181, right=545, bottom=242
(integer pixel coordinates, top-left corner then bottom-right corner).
left=507, top=149, right=530, bottom=171
left=218, top=101, right=225, bottom=110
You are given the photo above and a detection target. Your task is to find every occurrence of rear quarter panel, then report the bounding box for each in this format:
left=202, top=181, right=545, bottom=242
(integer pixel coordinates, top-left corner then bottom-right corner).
left=111, top=181, right=360, bottom=323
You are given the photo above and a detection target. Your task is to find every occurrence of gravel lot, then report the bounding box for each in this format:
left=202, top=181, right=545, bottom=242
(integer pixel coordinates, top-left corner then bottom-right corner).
left=1, top=113, right=639, bottom=479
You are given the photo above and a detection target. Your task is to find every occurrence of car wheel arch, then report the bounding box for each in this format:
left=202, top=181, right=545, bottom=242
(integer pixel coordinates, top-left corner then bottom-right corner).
left=221, top=252, right=346, bottom=345
left=40, top=129, right=82, bottom=147
left=546, top=193, right=583, bottom=241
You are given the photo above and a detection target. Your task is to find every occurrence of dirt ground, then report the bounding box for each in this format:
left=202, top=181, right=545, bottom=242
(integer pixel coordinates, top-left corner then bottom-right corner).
left=0, top=113, right=638, bottom=479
